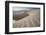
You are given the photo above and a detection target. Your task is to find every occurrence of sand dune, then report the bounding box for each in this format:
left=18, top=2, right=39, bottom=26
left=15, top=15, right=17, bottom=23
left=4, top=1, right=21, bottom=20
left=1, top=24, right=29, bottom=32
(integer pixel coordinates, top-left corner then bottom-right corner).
left=13, top=12, right=29, bottom=20
left=13, top=9, right=40, bottom=28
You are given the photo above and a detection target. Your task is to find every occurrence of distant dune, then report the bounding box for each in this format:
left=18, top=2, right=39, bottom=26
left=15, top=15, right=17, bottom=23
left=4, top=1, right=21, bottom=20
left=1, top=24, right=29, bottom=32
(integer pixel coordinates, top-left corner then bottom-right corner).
left=13, top=9, right=40, bottom=28
left=13, top=12, right=29, bottom=20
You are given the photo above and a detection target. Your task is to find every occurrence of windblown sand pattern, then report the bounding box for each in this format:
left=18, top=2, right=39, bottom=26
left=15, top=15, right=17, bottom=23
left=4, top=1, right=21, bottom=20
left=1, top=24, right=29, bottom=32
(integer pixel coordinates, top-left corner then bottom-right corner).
left=13, top=9, right=40, bottom=28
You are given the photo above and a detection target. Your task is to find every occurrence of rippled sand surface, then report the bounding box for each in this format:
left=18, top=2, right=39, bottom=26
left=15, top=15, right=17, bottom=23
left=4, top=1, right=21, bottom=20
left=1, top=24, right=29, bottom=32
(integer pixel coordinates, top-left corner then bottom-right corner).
left=13, top=9, right=40, bottom=28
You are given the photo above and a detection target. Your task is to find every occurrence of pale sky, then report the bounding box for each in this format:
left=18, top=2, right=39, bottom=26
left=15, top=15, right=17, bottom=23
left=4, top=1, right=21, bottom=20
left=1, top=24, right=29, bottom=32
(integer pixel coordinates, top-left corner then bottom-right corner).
left=13, top=7, right=32, bottom=11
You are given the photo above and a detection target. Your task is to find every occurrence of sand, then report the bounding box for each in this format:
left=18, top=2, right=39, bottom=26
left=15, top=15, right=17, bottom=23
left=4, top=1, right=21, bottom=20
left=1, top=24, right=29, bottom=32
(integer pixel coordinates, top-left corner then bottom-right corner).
left=13, top=9, right=40, bottom=28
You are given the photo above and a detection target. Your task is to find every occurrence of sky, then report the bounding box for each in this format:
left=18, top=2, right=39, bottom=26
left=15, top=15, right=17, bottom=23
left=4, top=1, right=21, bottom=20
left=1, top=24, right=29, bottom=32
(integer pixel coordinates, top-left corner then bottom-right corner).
left=13, top=7, right=32, bottom=11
